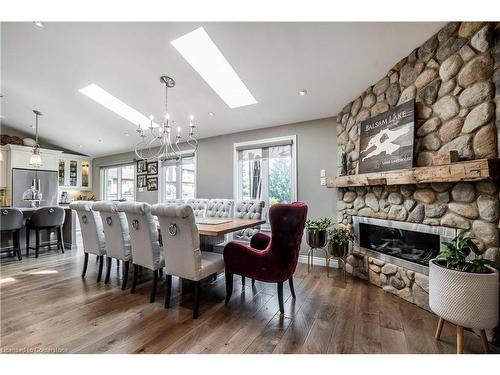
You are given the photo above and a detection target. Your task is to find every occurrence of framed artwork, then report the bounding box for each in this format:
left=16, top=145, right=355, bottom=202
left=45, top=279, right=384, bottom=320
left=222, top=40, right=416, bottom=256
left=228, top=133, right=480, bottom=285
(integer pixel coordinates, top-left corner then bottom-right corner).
left=137, top=175, right=147, bottom=188
left=147, top=176, right=158, bottom=191
left=147, top=161, right=158, bottom=175
left=358, top=100, right=415, bottom=174
left=137, top=159, right=147, bottom=174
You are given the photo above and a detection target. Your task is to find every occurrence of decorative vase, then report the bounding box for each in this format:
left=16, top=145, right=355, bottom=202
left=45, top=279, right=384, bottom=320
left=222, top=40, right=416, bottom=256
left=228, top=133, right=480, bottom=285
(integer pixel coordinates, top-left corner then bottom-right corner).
left=330, top=243, right=348, bottom=258
left=306, top=229, right=327, bottom=248
left=429, top=259, right=499, bottom=330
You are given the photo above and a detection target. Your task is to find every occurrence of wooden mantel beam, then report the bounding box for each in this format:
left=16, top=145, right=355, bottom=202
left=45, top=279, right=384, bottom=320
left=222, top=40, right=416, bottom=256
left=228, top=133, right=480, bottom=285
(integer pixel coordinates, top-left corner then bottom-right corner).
left=326, top=159, right=500, bottom=188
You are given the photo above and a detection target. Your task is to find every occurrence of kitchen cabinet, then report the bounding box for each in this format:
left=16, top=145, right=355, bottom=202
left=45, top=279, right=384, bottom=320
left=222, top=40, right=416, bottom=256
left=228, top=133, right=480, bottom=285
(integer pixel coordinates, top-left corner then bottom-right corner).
left=58, top=154, right=92, bottom=190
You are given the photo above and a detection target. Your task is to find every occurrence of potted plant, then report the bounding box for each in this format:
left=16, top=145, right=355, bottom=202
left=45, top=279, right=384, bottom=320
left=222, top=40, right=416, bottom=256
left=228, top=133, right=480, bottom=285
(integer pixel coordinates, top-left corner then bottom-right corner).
left=305, top=218, right=332, bottom=249
left=328, top=224, right=354, bottom=258
left=429, top=231, right=499, bottom=353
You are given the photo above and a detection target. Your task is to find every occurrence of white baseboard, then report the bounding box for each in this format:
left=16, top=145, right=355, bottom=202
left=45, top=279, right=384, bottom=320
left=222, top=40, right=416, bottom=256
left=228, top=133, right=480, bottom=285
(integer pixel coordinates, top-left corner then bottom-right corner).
left=298, top=254, right=339, bottom=268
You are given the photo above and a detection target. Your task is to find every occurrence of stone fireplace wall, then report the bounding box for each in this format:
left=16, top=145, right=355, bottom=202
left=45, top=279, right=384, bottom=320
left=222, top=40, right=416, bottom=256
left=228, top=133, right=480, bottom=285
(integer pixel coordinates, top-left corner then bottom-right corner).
left=335, top=22, right=500, bottom=318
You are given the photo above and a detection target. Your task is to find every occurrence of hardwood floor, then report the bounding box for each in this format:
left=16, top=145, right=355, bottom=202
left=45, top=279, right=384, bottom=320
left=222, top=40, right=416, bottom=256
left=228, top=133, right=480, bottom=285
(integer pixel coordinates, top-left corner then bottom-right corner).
left=1, top=245, right=498, bottom=354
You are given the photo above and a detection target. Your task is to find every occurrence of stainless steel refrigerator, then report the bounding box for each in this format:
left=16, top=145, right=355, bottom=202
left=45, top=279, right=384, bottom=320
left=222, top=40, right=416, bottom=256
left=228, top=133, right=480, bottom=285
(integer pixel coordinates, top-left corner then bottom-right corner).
left=12, top=168, right=58, bottom=208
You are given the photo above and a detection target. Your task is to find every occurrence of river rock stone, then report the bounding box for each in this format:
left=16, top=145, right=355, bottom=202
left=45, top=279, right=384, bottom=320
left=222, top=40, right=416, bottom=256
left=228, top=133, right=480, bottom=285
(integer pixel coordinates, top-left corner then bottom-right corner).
left=415, top=69, right=438, bottom=89
left=470, top=25, right=491, bottom=53
left=416, top=151, right=434, bottom=166
left=407, top=204, right=425, bottom=223
left=356, top=108, right=370, bottom=122
left=365, top=193, right=379, bottom=212
left=460, top=44, right=477, bottom=63
left=351, top=97, right=362, bottom=116
left=425, top=203, right=447, bottom=218
left=381, top=263, right=398, bottom=275
left=386, top=83, right=400, bottom=106
left=338, top=130, right=348, bottom=145
left=451, top=182, right=475, bottom=203
left=343, top=191, right=357, bottom=203
left=388, top=205, right=408, bottom=221
left=457, top=53, right=493, bottom=88
left=413, top=189, right=436, bottom=204
left=430, top=182, right=453, bottom=192
left=371, top=102, right=389, bottom=117
left=483, top=248, right=499, bottom=262
left=441, top=212, right=471, bottom=229
left=439, top=134, right=473, bottom=159
left=438, top=22, right=459, bottom=42
left=476, top=181, right=497, bottom=195
left=373, top=77, right=390, bottom=96
left=400, top=185, right=416, bottom=198
left=398, top=85, right=417, bottom=105
left=459, top=81, right=493, bottom=107
left=473, top=123, right=496, bottom=158
left=403, top=198, right=416, bottom=212
left=400, top=61, right=425, bottom=86
left=462, top=102, right=494, bottom=133
left=390, top=276, right=406, bottom=290
left=458, top=22, right=485, bottom=38
left=438, top=78, right=456, bottom=97
left=353, top=196, right=365, bottom=211
left=363, top=93, right=376, bottom=108
left=348, top=125, right=358, bottom=142
left=372, top=186, right=383, bottom=198
left=358, top=207, right=376, bottom=218
left=419, top=79, right=441, bottom=105
left=472, top=220, right=498, bottom=245
left=436, top=37, right=467, bottom=63
left=439, top=54, right=463, bottom=82
left=421, top=132, right=441, bottom=151
left=418, top=35, right=439, bottom=62
left=448, top=202, right=479, bottom=219
left=437, top=192, right=450, bottom=203
left=416, top=117, right=440, bottom=138
left=477, top=194, right=499, bottom=222
left=433, top=95, right=459, bottom=121
left=388, top=192, right=404, bottom=205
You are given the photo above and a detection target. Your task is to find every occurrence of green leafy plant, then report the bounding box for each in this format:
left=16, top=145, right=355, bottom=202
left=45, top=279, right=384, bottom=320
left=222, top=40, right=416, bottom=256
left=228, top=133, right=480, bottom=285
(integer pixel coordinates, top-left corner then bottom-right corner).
left=437, top=231, right=500, bottom=273
left=328, top=226, right=354, bottom=247
left=305, top=217, right=332, bottom=231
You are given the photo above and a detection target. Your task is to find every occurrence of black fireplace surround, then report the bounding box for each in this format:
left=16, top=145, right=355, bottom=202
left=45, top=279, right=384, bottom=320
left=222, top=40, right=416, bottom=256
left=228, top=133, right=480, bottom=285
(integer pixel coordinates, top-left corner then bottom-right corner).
left=359, top=222, right=440, bottom=267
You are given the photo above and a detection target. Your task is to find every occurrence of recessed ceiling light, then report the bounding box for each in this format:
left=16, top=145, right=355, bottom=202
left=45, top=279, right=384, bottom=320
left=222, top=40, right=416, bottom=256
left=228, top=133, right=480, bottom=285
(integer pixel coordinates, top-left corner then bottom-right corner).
left=124, top=132, right=129, bottom=137
left=78, top=144, right=83, bottom=148
left=208, top=111, right=215, bottom=117
left=33, top=21, right=44, bottom=28
left=298, top=89, right=308, bottom=96
left=29, top=124, right=34, bottom=128
left=172, top=120, right=177, bottom=125
left=98, top=139, right=102, bottom=143
left=171, top=27, right=257, bottom=109
left=79, top=83, right=155, bottom=128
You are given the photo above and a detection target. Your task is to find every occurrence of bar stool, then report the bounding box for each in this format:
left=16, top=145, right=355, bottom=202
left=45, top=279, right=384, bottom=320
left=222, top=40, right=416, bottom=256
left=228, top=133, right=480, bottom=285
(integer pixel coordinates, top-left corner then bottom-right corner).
left=26, top=206, right=65, bottom=258
left=0, top=208, right=24, bottom=261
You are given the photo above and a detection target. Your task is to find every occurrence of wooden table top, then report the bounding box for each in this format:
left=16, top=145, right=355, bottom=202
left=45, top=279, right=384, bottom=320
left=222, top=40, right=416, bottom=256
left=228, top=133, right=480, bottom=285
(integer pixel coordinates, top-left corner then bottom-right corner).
left=156, top=217, right=266, bottom=237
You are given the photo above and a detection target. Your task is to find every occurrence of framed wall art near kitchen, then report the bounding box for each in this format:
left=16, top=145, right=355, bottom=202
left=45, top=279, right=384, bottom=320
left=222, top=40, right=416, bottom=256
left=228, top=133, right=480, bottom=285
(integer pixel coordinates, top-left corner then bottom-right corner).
left=358, top=100, right=415, bottom=174
left=147, top=176, right=158, bottom=191
left=137, top=159, right=147, bottom=174
left=137, top=175, right=147, bottom=189
left=147, top=161, right=158, bottom=175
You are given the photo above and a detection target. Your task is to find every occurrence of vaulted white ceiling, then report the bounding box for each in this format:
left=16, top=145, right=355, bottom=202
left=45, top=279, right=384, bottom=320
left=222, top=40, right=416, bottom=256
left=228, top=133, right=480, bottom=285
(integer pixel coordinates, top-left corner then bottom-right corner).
left=1, top=22, right=444, bottom=157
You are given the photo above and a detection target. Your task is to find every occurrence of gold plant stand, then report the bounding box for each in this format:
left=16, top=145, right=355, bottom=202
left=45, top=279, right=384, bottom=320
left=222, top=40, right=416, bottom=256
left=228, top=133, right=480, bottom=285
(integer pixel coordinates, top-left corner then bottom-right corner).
left=307, top=245, right=348, bottom=282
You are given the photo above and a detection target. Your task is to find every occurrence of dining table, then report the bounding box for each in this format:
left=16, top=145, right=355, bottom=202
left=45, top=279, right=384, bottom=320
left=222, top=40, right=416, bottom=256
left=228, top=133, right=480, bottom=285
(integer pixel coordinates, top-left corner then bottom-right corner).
left=155, top=216, right=265, bottom=237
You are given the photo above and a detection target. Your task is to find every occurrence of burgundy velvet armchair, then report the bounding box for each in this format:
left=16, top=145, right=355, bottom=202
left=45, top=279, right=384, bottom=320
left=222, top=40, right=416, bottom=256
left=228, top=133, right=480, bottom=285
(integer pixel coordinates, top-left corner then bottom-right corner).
left=223, top=202, right=308, bottom=314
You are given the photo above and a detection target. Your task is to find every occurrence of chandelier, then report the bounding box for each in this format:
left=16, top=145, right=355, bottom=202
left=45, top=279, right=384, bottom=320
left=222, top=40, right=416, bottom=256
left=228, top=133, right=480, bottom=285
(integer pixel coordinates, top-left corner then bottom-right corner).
left=29, top=110, right=43, bottom=168
left=134, top=75, right=198, bottom=161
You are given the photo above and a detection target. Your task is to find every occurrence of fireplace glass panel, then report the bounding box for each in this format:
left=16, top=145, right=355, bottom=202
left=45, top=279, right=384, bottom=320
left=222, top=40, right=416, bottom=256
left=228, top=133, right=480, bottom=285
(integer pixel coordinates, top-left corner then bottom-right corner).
left=359, top=223, right=440, bottom=266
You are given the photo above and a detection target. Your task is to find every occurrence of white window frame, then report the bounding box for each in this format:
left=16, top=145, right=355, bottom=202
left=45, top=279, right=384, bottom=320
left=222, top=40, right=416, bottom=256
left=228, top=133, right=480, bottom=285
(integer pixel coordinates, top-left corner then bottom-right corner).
left=100, top=163, right=136, bottom=201
left=233, top=135, right=297, bottom=222
left=159, top=151, right=197, bottom=202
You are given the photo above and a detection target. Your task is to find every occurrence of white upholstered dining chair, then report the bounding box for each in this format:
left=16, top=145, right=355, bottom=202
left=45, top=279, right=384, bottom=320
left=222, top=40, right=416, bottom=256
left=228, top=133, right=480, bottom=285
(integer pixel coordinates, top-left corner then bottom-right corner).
left=151, top=204, right=225, bottom=319
left=117, top=201, right=165, bottom=303
left=186, top=198, right=208, bottom=217
left=69, top=201, right=106, bottom=281
left=92, top=201, right=132, bottom=289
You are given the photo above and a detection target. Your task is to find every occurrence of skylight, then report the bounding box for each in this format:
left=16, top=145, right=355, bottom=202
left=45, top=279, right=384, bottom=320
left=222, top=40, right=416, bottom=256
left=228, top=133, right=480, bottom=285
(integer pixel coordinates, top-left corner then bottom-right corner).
left=171, top=27, right=257, bottom=109
left=79, top=83, right=154, bottom=128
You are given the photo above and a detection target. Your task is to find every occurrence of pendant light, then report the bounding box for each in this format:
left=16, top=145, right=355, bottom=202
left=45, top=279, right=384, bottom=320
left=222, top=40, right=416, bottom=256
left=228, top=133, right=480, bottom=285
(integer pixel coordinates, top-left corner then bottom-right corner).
left=29, top=110, right=43, bottom=168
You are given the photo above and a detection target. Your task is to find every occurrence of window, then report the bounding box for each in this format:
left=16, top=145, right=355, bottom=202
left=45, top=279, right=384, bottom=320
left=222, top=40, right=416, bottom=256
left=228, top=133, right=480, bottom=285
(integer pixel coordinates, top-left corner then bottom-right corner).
left=160, top=156, right=196, bottom=201
left=234, top=136, right=296, bottom=211
left=100, top=164, right=135, bottom=201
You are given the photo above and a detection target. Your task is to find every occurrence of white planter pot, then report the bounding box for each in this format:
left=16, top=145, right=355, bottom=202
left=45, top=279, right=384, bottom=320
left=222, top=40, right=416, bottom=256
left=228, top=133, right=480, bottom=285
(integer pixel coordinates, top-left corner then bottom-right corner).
left=429, top=259, right=499, bottom=329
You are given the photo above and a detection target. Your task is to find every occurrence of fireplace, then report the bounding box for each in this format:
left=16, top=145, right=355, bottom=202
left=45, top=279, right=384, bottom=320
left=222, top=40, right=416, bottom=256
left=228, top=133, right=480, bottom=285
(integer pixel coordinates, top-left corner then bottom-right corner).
left=352, top=216, right=457, bottom=275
